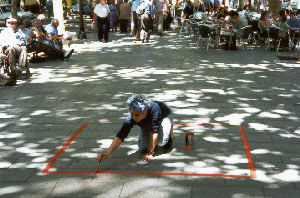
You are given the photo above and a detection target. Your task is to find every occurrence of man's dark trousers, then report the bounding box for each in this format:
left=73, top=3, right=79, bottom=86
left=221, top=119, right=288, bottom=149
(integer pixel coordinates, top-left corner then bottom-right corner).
left=97, top=16, right=109, bottom=41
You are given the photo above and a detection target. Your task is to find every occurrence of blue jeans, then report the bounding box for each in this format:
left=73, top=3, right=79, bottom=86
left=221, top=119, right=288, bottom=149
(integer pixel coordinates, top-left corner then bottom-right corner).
left=138, top=105, right=174, bottom=152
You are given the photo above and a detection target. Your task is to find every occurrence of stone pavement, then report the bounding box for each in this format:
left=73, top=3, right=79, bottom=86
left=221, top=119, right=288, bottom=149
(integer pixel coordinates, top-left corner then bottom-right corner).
left=0, top=21, right=300, bottom=197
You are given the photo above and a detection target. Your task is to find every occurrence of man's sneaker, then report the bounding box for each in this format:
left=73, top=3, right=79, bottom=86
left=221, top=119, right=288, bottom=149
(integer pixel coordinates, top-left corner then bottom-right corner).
left=64, top=49, right=74, bottom=60
left=4, top=75, right=17, bottom=86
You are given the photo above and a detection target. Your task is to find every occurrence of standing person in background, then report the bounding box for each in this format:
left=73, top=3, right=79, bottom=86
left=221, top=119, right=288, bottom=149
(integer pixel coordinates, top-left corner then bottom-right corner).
left=110, top=1, right=118, bottom=32
left=203, top=0, right=211, bottom=14
left=137, top=0, right=154, bottom=43
left=163, top=0, right=173, bottom=31
left=174, top=0, right=182, bottom=28
left=297, top=0, right=300, bottom=15
left=94, top=0, right=110, bottom=42
left=119, top=0, right=131, bottom=33
left=213, top=0, right=220, bottom=13
left=182, top=0, right=194, bottom=26
left=153, top=0, right=167, bottom=36
left=131, top=0, right=142, bottom=40
left=46, top=0, right=53, bottom=19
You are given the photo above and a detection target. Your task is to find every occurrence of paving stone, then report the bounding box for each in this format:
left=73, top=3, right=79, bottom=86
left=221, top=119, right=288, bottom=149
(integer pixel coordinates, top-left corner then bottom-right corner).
left=120, top=181, right=192, bottom=198
left=191, top=185, right=264, bottom=198
left=262, top=187, right=300, bottom=198
left=49, top=181, right=124, bottom=197
left=1, top=21, right=300, bottom=197
left=0, top=182, right=56, bottom=198
left=0, top=168, right=36, bottom=182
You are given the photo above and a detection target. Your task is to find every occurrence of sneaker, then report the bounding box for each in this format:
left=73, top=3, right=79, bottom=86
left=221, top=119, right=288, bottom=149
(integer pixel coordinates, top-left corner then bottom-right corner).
left=4, top=76, right=17, bottom=86
left=64, top=49, right=74, bottom=60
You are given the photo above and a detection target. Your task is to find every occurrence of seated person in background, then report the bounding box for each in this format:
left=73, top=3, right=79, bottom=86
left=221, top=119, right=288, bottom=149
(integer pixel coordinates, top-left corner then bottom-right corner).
left=0, top=53, right=17, bottom=86
left=224, top=6, right=229, bottom=16
left=233, top=10, right=248, bottom=35
left=286, top=3, right=292, bottom=11
left=214, top=7, right=226, bottom=24
left=258, top=11, right=272, bottom=29
left=275, top=9, right=288, bottom=23
left=287, top=12, right=300, bottom=49
left=45, top=19, right=65, bottom=50
left=287, top=12, right=300, bottom=30
left=276, top=15, right=291, bottom=33
left=0, top=18, right=27, bottom=76
left=243, top=4, right=250, bottom=16
left=224, top=10, right=236, bottom=25
left=223, top=11, right=248, bottom=50
left=17, top=17, right=34, bottom=46
left=258, top=10, right=272, bottom=42
left=30, top=19, right=74, bottom=60
left=276, top=15, right=291, bottom=47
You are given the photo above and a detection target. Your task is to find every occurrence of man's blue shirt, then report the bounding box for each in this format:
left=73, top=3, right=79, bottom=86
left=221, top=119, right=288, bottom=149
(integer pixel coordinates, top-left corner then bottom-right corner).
left=132, top=0, right=142, bottom=11
left=45, top=23, right=58, bottom=36
left=287, top=18, right=300, bottom=29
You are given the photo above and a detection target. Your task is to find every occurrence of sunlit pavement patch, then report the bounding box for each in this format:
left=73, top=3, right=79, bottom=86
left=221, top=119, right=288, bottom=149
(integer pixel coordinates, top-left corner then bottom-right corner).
left=42, top=123, right=256, bottom=178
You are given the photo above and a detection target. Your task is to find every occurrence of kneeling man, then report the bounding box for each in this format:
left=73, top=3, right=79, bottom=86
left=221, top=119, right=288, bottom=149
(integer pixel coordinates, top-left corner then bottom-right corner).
left=97, top=94, right=174, bottom=162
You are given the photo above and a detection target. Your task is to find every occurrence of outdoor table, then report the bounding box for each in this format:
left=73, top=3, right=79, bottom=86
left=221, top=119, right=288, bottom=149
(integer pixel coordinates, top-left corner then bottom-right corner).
left=220, top=26, right=237, bottom=50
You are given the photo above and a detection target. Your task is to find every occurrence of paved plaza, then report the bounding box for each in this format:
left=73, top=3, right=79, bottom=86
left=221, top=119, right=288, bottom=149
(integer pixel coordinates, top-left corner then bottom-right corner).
left=0, top=21, right=300, bottom=197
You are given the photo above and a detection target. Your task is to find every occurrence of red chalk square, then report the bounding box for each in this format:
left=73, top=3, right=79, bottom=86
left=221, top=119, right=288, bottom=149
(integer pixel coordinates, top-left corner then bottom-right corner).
left=42, top=123, right=256, bottom=178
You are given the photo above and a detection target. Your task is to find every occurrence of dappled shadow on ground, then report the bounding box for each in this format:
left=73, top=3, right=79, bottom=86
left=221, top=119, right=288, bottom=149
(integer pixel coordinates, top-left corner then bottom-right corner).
left=0, top=28, right=300, bottom=197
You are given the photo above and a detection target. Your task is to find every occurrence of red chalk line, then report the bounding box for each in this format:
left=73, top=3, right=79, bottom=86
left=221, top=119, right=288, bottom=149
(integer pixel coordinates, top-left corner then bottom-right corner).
left=42, top=123, right=257, bottom=178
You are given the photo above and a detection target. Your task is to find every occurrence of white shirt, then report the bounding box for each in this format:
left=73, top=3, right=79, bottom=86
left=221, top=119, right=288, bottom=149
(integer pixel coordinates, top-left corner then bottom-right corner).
left=0, top=28, right=20, bottom=47
left=94, top=3, right=110, bottom=17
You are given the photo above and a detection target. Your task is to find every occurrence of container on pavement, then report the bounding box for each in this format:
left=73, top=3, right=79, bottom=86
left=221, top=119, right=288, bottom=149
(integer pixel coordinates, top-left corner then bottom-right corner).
left=184, top=133, right=194, bottom=150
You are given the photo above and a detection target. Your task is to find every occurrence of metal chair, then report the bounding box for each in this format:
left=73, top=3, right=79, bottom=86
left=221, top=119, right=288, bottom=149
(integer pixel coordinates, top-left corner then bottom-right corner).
left=197, top=24, right=218, bottom=50
left=266, top=26, right=292, bottom=52
left=236, top=25, right=253, bottom=50
left=178, top=19, right=192, bottom=37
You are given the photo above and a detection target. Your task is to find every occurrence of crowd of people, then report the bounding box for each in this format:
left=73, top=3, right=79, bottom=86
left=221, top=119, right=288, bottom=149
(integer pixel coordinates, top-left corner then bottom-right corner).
left=91, top=0, right=300, bottom=49
left=0, top=14, right=74, bottom=86
left=2, top=1, right=300, bottom=86
left=93, top=0, right=177, bottom=43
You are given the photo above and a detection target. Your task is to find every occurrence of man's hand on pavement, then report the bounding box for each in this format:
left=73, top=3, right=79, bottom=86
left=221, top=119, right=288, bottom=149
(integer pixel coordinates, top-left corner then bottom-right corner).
left=141, top=153, right=153, bottom=162
left=97, top=153, right=110, bottom=161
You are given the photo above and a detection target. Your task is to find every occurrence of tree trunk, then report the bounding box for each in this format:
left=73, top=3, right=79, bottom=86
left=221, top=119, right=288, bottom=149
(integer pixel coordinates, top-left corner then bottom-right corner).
left=268, top=0, right=281, bottom=21
left=238, top=0, right=246, bottom=9
left=11, top=0, right=18, bottom=19
left=53, top=0, right=65, bottom=34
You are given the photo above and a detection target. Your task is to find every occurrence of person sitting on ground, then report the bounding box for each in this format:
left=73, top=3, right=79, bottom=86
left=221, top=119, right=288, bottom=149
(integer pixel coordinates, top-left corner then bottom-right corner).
left=30, top=19, right=74, bottom=60
left=97, top=94, right=174, bottom=162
